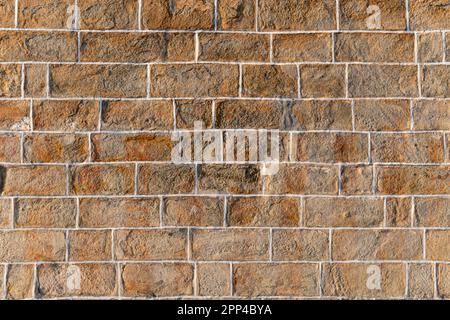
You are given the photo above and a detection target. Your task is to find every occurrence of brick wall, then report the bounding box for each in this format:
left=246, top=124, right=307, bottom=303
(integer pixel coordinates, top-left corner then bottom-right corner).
left=0, top=0, right=449, bottom=300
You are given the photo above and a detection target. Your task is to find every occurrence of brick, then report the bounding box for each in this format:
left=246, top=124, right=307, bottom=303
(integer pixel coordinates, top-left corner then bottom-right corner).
left=335, top=33, right=414, bottom=62
left=354, top=99, right=411, bottom=131
left=437, top=264, right=450, bottom=298
left=115, top=229, right=187, bottom=261
left=37, top=263, right=117, bottom=298
left=33, top=100, right=98, bottom=132
left=163, top=197, right=224, bottom=227
left=323, top=263, right=406, bottom=298
left=151, top=64, right=239, bottom=97
left=101, top=100, right=173, bottom=131
left=304, top=197, right=384, bottom=227
left=1, top=166, right=66, bottom=196
left=339, top=0, right=407, bottom=30
left=6, top=264, right=34, bottom=300
left=243, top=65, right=298, bottom=98
left=69, top=230, right=111, bottom=262
left=228, top=197, right=299, bottom=227
left=191, top=229, right=269, bottom=261
left=421, top=65, right=450, bottom=97
left=413, top=100, right=450, bottom=130
left=386, top=197, right=412, bottom=227
left=79, top=198, right=160, bottom=228
left=418, top=32, right=444, bottom=62
left=175, top=100, right=213, bottom=129
left=69, top=164, right=135, bottom=196
left=218, top=0, right=255, bottom=30
left=426, top=230, right=450, bottom=261
left=138, top=164, right=195, bottom=195
left=349, top=65, right=418, bottom=97
left=0, top=134, right=20, bottom=163
left=293, top=133, right=368, bottom=163
left=215, top=100, right=284, bottom=129
left=288, top=100, right=353, bottom=130
left=80, top=32, right=194, bottom=63
left=199, top=33, right=269, bottom=62
left=233, top=263, right=319, bottom=297
left=409, top=263, right=434, bottom=299
left=0, top=31, right=77, bottom=62
left=15, top=198, right=76, bottom=228
left=341, top=165, right=373, bottom=195
left=50, top=64, right=147, bottom=98
left=91, top=133, right=173, bottom=162
left=258, top=0, right=336, bottom=31
left=198, top=164, right=261, bottom=194
left=376, top=165, right=450, bottom=195
left=265, top=164, right=338, bottom=195
left=142, top=0, right=214, bottom=30
left=300, top=65, right=346, bottom=98
left=18, top=0, right=72, bottom=28
left=0, top=0, right=14, bottom=27
left=0, top=65, right=21, bottom=97
left=415, top=197, right=449, bottom=227
left=121, top=263, right=193, bottom=297
left=371, top=133, right=444, bottom=163
left=410, top=0, right=450, bottom=30
left=197, top=263, right=230, bottom=296
left=0, top=101, right=30, bottom=131
left=272, top=229, right=329, bottom=261
left=273, top=33, right=332, bottom=62
left=23, top=134, right=89, bottom=163
left=24, top=64, right=46, bottom=97
left=79, top=0, right=138, bottom=30
left=0, top=230, right=65, bottom=262
left=332, top=230, right=423, bottom=261
left=0, top=198, right=12, bottom=228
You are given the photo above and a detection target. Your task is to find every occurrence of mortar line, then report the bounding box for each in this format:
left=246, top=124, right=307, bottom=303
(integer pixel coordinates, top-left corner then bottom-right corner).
left=383, top=197, right=387, bottom=227
left=32, top=263, right=37, bottom=299
left=75, top=197, right=80, bottom=228
left=195, top=32, right=200, bottom=62
left=19, top=132, right=24, bottom=164
left=172, top=99, right=177, bottom=130
left=14, top=0, right=18, bottom=27
left=3, top=264, right=8, bottom=298
left=443, top=32, right=447, bottom=62
left=335, top=0, right=340, bottom=30
left=269, top=33, right=273, bottom=63
left=299, top=197, right=304, bottom=227
left=328, top=229, right=332, bottom=262
left=351, top=100, right=356, bottom=131
left=229, top=263, right=233, bottom=296
left=337, top=164, right=342, bottom=195
left=193, top=262, right=198, bottom=296
left=297, top=64, right=301, bottom=98
left=159, top=196, right=164, bottom=227
left=214, top=0, right=218, bottom=31
left=406, top=0, right=410, bottom=32
left=238, top=64, right=243, bottom=97
left=134, top=163, right=139, bottom=195
left=433, top=262, right=438, bottom=298
left=223, top=196, right=228, bottom=227
left=29, top=99, right=34, bottom=131
left=211, top=101, right=216, bottom=129
left=409, top=99, right=414, bottom=130
left=405, top=262, right=410, bottom=297
left=422, top=229, right=427, bottom=260
left=138, top=0, right=142, bottom=30
left=255, top=0, right=259, bottom=32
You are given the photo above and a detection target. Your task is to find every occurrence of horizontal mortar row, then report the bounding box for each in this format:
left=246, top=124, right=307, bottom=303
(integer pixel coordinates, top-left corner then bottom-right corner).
left=0, top=31, right=449, bottom=63
left=0, top=0, right=449, bottom=31
left=1, top=63, right=450, bottom=98
left=1, top=196, right=449, bottom=228
left=0, top=262, right=449, bottom=299
left=0, top=163, right=449, bottom=195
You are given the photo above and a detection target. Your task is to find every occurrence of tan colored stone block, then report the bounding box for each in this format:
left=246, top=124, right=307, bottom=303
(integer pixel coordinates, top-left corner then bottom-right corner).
left=138, top=164, right=195, bottom=195
left=33, top=100, right=98, bottom=132
left=386, top=197, right=412, bottom=227
left=272, top=229, right=329, bottom=261
left=6, top=264, right=34, bottom=299
left=304, top=197, right=384, bottom=227
left=413, top=100, right=450, bottom=130
left=121, top=263, right=193, bottom=297
left=69, top=164, right=135, bottom=196
left=300, top=65, right=346, bottom=98
left=0, top=134, right=20, bottom=163
left=273, top=33, right=332, bottom=62
left=69, top=230, right=112, bottom=261
left=199, top=33, right=269, bottom=62
left=91, top=133, right=173, bottom=162
left=164, top=197, right=224, bottom=227
left=418, top=32, right=444, bottom=62
left=332, top=230, right=423, bottom=261
left=341, top=165, right=373, bottom=195
left=0, top=101, right=30, bottom=131
left=23, top=133, right=89, bottom=163
left=15, top=198, right=76, bottom=228
left=354, top=99, right=411, bottom=131
left=233, top=263, right=319, bottom=297
left=228, top=197, right=299, bottom=227
left=115, top=229, right=187, bottom=261
left=415, top=197, right=449, bottom=227
left=24, top=64, right=46, bottom=97
left=218, top=0, right=255, bottom=30
left=426, top=230, right=450, bottom=261
left=79, top=0, right=138, bottom=30
left=323, top=263, right=406, bottom=298
left=197, top=263, right=230, bottom=296
left=79, top=198, right=160, bottom=228
left=409, top=263, right=434, bottom=298
left=191, top=229, right=269, bottom=261
left=242, top=65, right=298, bottom=98
left=37, top=263, right=117, bottom=298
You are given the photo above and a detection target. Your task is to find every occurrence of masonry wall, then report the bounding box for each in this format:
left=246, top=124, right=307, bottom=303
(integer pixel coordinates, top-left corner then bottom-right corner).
left=0, top=0, right=449, bottom=300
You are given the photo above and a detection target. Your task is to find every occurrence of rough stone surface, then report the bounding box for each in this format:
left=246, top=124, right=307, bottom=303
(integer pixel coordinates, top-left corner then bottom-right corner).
left=0, top=0, right=448, bottom=300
